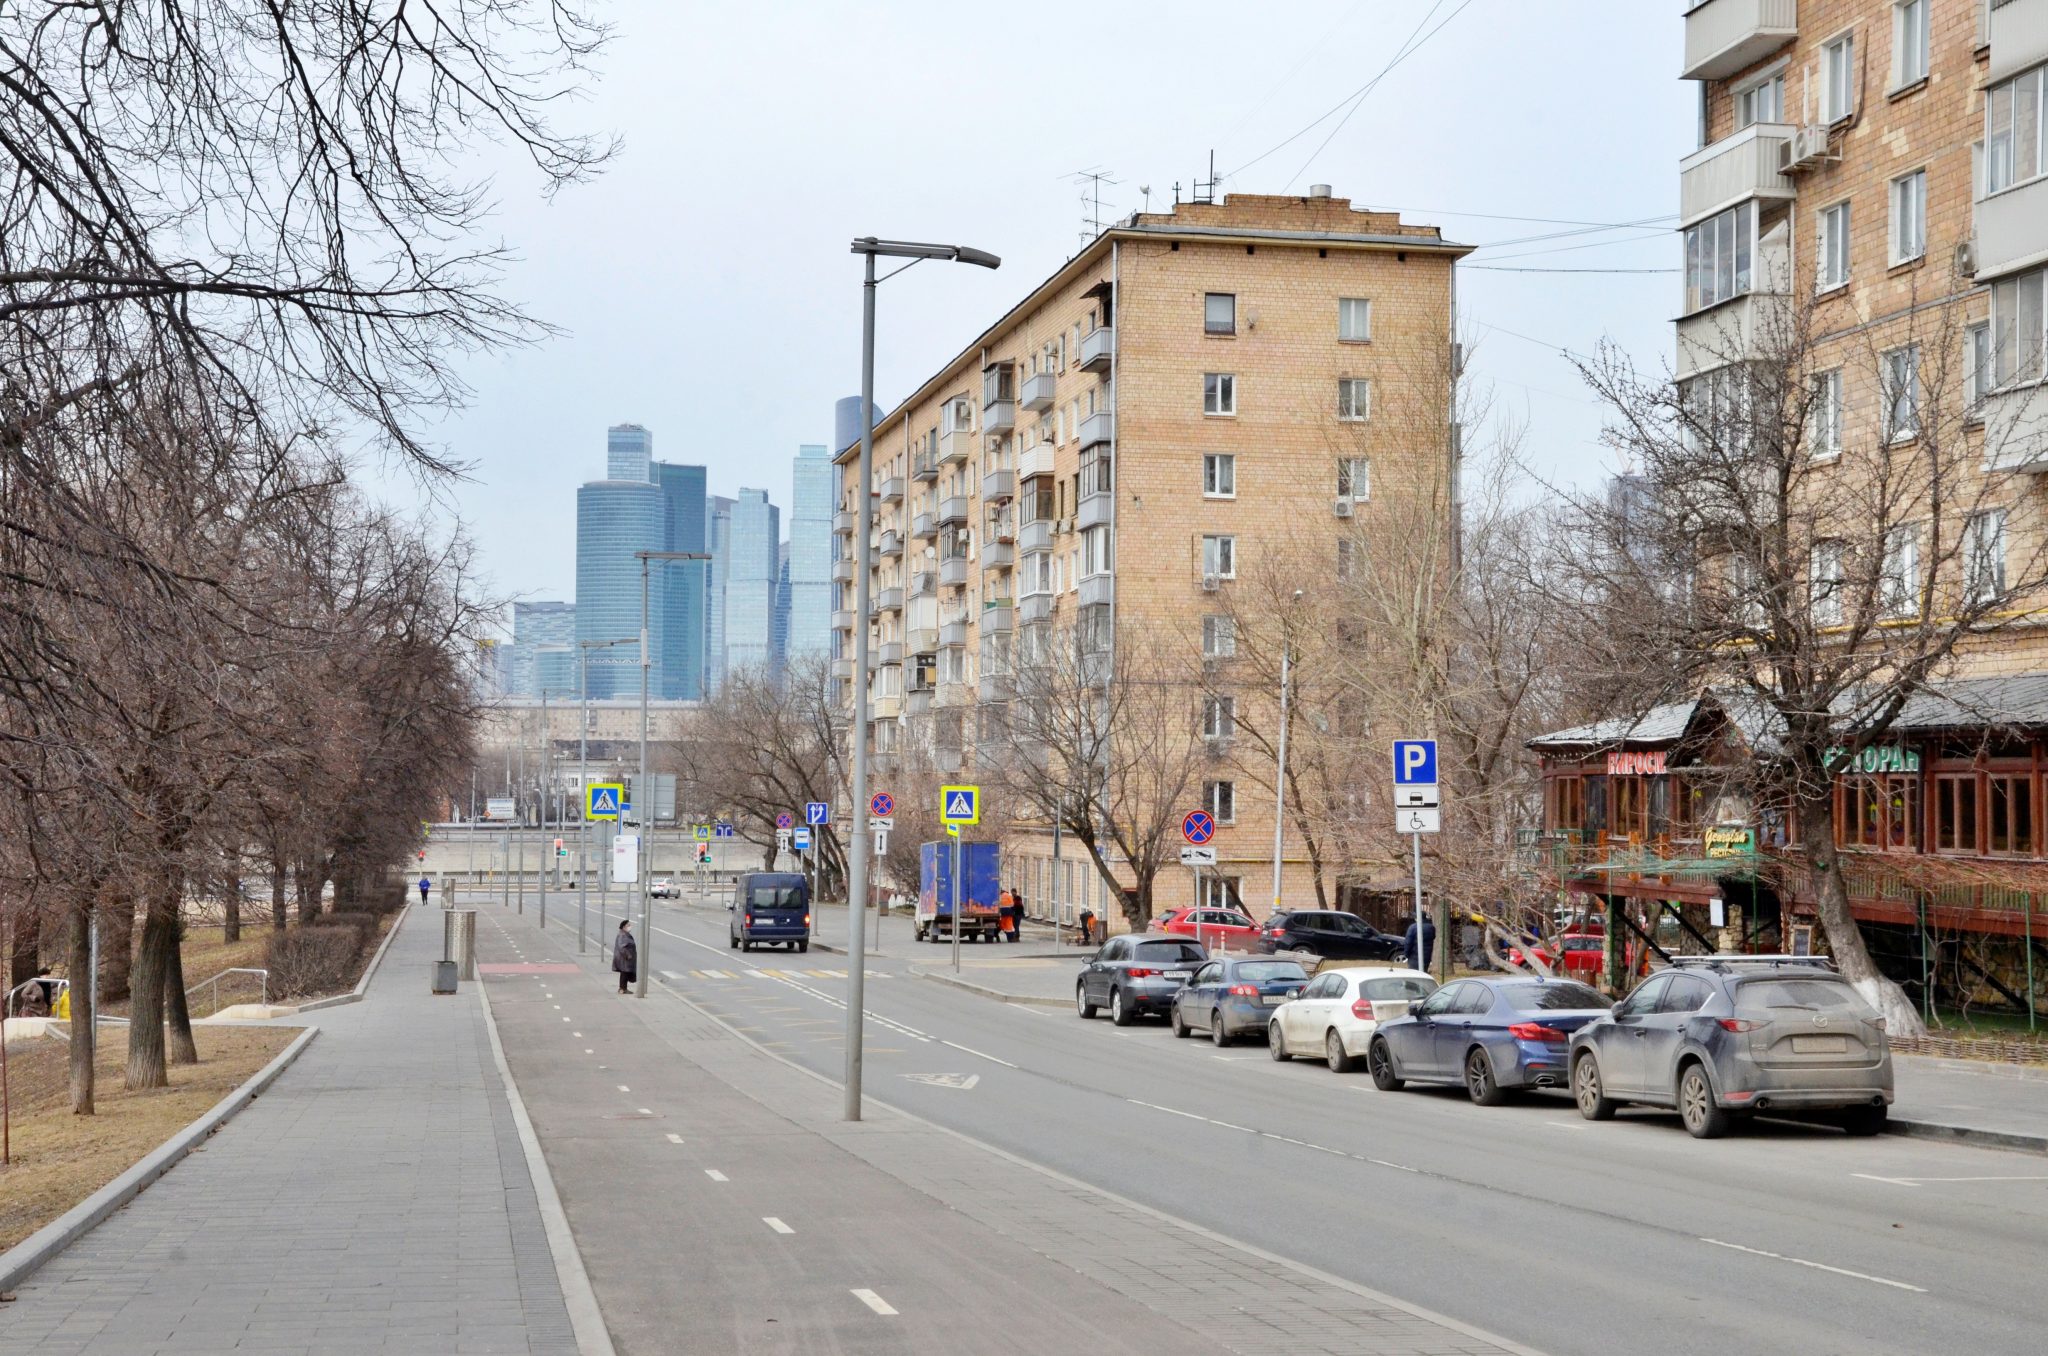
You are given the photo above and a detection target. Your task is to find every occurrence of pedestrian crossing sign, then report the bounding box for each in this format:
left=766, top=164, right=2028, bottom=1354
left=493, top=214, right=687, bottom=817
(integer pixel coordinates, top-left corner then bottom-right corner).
left=940, top=784, right=980, bottom=826
left=693, top=824, right=711, bottom=842
left=586, top=783, right=624, bottom=821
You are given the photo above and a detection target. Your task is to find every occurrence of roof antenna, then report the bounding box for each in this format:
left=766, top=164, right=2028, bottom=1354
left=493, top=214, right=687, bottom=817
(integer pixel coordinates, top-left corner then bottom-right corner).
left=1069, top=167, right=1122, bottom=246
left=1193, top=149, right=1218, bottom=204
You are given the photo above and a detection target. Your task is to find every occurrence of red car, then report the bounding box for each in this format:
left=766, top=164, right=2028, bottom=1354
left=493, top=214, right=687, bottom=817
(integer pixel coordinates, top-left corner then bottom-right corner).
left=1152, top=907, right=1260, bottom=947
left=1509, top=933, right=1628, bottom=977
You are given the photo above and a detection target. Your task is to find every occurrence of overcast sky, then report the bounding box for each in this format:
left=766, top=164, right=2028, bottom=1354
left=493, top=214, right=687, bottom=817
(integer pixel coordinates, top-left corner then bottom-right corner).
left=374, top=1, right=1691, bottom=614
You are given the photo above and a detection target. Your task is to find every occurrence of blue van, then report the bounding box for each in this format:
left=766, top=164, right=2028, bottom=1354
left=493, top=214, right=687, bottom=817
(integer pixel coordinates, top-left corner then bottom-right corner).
left=730, top=872, right=811, bottom=952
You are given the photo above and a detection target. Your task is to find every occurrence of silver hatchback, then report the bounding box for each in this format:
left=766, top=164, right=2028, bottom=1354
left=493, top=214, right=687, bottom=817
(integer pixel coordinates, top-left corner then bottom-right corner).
left=1568, top=957, right=1893, bottom=1139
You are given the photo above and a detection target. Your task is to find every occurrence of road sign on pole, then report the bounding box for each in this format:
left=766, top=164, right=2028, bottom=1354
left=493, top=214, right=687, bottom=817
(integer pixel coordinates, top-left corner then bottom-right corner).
left=775, top=812, right=793, bottom=830
left=714, top=821, right=735, bottom=839
left=940, top=785, right=980, bottom=826
left=793, top=826, right=812, bottom=851
left=1392, top=740, right=1438, bottom=786
left=1181, top=809, right=1216, bottom=845
left=806, top=801, right=831, bottom=826
left=586, top=783, right=624, bottom=821
left=1179, top=845, right=1218, bottom=867
left=1396, top=807, right=1442, bottom=834
left=874, top=826, right=889, bottom=856
left=693, top=824, right=711, bottom=842
left=870, top=792, right=895, bottom=819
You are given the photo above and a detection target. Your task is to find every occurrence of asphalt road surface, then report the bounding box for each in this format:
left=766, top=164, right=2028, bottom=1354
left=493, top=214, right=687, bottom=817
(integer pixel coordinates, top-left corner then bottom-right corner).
left=636, top=896, right=2048, bottom=1356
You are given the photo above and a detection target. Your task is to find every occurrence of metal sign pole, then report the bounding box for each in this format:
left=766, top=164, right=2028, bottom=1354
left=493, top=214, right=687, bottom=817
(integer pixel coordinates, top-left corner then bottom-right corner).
left=951, top=831, right=963, bottom=974
left=1411, top=831, right=1423, bottom=966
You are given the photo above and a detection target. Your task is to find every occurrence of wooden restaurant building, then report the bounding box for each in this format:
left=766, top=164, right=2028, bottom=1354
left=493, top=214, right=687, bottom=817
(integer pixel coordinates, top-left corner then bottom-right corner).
left=1524, top=677, right=2048, bottom=1022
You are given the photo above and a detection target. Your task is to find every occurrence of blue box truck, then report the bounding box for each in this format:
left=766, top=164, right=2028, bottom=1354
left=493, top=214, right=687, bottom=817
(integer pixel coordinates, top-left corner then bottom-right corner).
left=916, top=840, right=1001, bottom=943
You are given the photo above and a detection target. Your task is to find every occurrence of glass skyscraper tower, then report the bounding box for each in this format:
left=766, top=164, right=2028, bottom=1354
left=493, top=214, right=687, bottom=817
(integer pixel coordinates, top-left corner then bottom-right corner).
left=653, top=461, right=708, bottom=700
left=722, top=489, right=780, bottom=679
left=575, top=476, right=664, bottom=700
left=784, top=444, right=833, bottom=665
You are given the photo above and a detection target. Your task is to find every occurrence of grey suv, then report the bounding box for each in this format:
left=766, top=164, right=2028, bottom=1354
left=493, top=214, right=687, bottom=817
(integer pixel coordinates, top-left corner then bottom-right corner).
left=1569, top=957, right=1893, bottom=1139
left=1077, top=935, right=1209, bottom=1026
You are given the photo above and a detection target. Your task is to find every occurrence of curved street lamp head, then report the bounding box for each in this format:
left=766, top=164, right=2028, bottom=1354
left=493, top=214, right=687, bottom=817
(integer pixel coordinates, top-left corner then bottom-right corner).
left=850, top=236, right=1001, bottom=270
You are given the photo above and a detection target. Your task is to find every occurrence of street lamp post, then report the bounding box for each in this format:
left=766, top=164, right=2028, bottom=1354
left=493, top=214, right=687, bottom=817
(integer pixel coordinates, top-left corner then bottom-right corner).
left=1272, top=589, right=1303, bottom=913
left=634, top=550, right=710, bottom=998
left=844, top=236, right=999, bottom=1122
left=578, top=637, right=634, bottom=954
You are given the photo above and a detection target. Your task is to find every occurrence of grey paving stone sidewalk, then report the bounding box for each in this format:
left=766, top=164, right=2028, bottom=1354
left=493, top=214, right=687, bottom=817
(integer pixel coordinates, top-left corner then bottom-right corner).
left=0, top=906, right=577, bottom=1356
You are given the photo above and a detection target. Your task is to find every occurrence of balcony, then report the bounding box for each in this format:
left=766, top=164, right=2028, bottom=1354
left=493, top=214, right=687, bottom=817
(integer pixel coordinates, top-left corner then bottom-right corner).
left=1079, top=325, right=1115, bottom=373
left=832, top=558, right=855, bottom=583
left=908, top=625, right=938, bottom=653
left=982, top=468, right=1015, bottom=502
left=871, top=694, right=901, bottom=721
left=879, top=475, right=904, bottom=503
left=937, top=494, right=970, bottom=526
left=1078, top=573, right=1114, bottom=608
left=832, top=657, right=854, bottom=679
left=1676, top=290, right=1792, bottom=378
left=1077, top=491, right=1112, bottom=530
left=879, top=529, right=903, bottom=558
left=1681, top=0, right=1797, bottom=82
left=1019, top=443, right=1055, bottom=479
left=938, top=423, right=972, bottom=465
left=876, top=585, right=904, bottom=612
left=877, top=640, right=904, bottom=665
left=1990, top=0, right=2048, bottom=82
left=981, top=541, right=1014, bottom=571
left=912, top=511, right=936, bottom=538
left=1020, top=593, right=1055, bottom=624
left=1983, top=385, right=2048, bottom=473
left=982, top=600, right=1015, bottom=633
left=936, top=747, right=964, bottom=772
left=1974, top=175, right=2048, bottom=281
left=939, top=557, right=970, bottom=588
left=1077, top=410, right=1113, bottom=451
left=831, top=608, right=854, bottom=631
left=833, top=509, right=855, bottom=535
left=906, top=688, right=933, bottom=717
left=912, top=450, right=938, bottom=482
left=1019, top=519, right=1053, bottom=554
left=1021, top=370, right=1058, bottom=412
left=978, top=671, right=1012, bottom=702
left=1679, top=121, right=1795, bottom=228
left=983, top=399, right=1016, bottom=435
left=910, top=569, right=936, bottom=598
left=940, top=616, right=969, bottom=647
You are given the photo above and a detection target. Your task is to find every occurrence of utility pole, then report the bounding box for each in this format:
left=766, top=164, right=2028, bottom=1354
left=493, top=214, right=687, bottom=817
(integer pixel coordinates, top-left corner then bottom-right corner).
left=538, top=689, right=549, bottom=929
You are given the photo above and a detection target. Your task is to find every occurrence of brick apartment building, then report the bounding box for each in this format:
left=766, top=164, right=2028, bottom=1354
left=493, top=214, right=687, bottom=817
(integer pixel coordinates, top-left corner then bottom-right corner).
left=1526, top=2, right=2048, bottom=1012
left=832, top=190, right=1469, bottom=928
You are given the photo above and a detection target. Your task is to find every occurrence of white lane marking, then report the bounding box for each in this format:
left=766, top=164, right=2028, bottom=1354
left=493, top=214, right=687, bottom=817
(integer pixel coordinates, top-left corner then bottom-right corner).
left=1127, top=1099, right=1253, bottom=1132
left=1854, top=1173, right=2048, bottom=1186
left=851, top=1288, right=897, bottom=1316
left=1698, top=1238, right=1926, bottom=1292
left=704, top=1169, right=728, bottom=1182
left=584, top=1049, right=593, bottom=1054
left=763, top=1217, right=795, bottom=1234
left=638, top=1108, right=653, bottom=1116
left=617, top=1085, right=631, bottom=1093
left=572, top=1031, right=582, bottom=1038
left=1545, top=1120, right=1589, bottom=1131
left=941, top=1039, right=1018, bottom=1069
left=552, top=1005, right=561, bottom=1010
left=662, top=970, right=685, bottom=980
left=665, top=1133, right=685, bottom=1144
left=561, top=1017, right=570, bottom=1022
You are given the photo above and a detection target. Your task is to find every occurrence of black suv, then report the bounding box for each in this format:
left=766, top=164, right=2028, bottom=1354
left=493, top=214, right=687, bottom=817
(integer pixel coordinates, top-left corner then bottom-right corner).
left=1255, top=910, right=1405, bottom=961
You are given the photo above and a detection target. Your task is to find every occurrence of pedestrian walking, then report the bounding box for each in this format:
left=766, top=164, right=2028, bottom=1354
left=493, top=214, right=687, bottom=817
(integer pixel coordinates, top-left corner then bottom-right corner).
left=1404, top=912, right=1437, bottom=971
left=1078, top=907, right=1096, bottom=947
left=418, top=874, right=432, bottom=907
left=998, top=886, right=1018, bottom=942
left=612, top=919, right=637, bottom=994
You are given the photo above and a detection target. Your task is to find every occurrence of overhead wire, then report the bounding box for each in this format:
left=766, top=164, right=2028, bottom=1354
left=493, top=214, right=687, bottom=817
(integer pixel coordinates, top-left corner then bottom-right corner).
left=1284, top=0, right=1478, bottom=191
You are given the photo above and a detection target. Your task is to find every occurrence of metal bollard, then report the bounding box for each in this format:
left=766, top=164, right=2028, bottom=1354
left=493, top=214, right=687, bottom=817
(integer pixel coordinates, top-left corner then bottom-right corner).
left=442, top=909, right=478, bottom=981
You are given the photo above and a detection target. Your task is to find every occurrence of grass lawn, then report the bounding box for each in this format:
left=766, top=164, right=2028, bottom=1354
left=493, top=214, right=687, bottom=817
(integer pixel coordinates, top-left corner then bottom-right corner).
left=0, top=1025, right=297, bottom=1250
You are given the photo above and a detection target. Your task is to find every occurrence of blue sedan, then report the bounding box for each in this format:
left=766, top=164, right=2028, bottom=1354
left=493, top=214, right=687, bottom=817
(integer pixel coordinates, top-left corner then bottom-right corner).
left=1366, top=977, right=1612, bottom=1105
left=1171, top=957, right=1310, bottom=1045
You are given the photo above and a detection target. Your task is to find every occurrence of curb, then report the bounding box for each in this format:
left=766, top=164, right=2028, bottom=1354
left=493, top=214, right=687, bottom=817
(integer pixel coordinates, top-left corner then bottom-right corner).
left=1885, top=1117, right=2048, bottom=1156
left=0, top=1025, right=319, bottom=1293
left=912, top=967, right=1070, bottom=1009
left=297, top=904, right=411, bottom=1013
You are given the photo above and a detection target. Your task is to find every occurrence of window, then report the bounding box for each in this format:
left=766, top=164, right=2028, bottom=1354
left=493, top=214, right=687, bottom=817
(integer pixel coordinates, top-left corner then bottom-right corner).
left=1882, top=524, right=1919, bottom=618
left=1203, top=372, right=1237, bottom=416
left=1883, top=344, right=1921, bottom=441
left=1199, top=874, right=1244, bottom=911
left=1894, top=1, right=1929, bottom=88
left=1336, top=536, right=1355, bottom=579
left=1966, top=508, right=2008, bottom=603
left=1811, top=541, right=1845, bottom=627
left=1202, top=696, right=1235, bottom=740
left=940, top=646, right=969, bottom=684
left=1202, top=534, right=1236, bottom=579
left=1991, top=267, right=2048, bottom=387
left=1967, top=322, right=1992, bottom=413
left=1080, top=525, right=1111, bottom=576
left=1205, top=292, right=1236, bottom=335
left=1337, top=378, right=1372, bottom=422
left=1735, top=72, right=1784, bottom=129
left=1840, top=774, right=1919, bottom=851
left=1081, top=449, right=1113, bottom=498
left=1203, top=453, right=1236, bottom=497
left=1548, top=776, right=1585, bottom=831
left=1822, top=32, right=1856, bottom=123
left=1890, top=170, right=1926, bottom=264
left=1336, top=456, right=1370, bottom=500
left=1022, top=551, right=1053, bottom=596
left=1077, top=602, right=1112, bottom=654
left=1818, top=202, right=1850, bottom=291
left=1338, top=297, right=1372, bottom=342
left=1990, top=774, right=2035, bottom=855
left=1684, top=202, right=1754, bottom=313
left=1935, top=774, right=1979, bottom=853
left=1202, top=614, right=1236, bottom=658
left=1205, top=779, right=1237, bottom=823
left=1811, top=369, right=1843, bottom=457
left=1985, top=63, right=2046, bottom=195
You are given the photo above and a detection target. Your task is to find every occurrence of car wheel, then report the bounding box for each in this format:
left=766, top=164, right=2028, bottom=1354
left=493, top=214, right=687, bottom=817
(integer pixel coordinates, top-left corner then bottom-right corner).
left=1839, top=1103, right=1888, bottom=1137
left=1465, top=1047, right=1507, bottom=1106
left=728, top=934, right=738, bottom=949
left=1678, top=1063, right=1731, bottom=1139
left=1368, top=1037, right=1403, bottom=1091
left=1076, top=985, right=1098, bottom=1020
left=1111, top=987, right=1137, bottom=1027
left=1210, top=1011, right=1230, bottom=1047
left=1171, top=1004, right=1191, bottom=1039
left=1268, top=1022, right=1289, bottom=1061
left=798, top=941, right=809, bottom=954
left=1326, top=1029, right=1356, bottom=1074
left=1573, top=1053, right=1617, bottom=1121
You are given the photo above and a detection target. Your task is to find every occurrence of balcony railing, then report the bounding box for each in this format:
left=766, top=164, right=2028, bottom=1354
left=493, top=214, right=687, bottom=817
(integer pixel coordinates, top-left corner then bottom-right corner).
left=983, top=399, right=1016, bottom=435
left=1079, top=325, right=1114, bottom=373
left=911, top=511, right=936, bottom=538
left=940, top=615, right=969, bottom=647
left=939, top=557, right=970, bottom=588
left=937, top=494, right=970, bottom=526
left=1019, top=444, right=1055, bottom=479
left=1077, top=410, right=1113, bottom=450
left=831, top=608, right=854, bottom=631
left=1077, top=491, right=1112, bottom=530
left=876, top=586, right=903, bottom=611
left=1020, top=593, right=1054, bottom=624
left=981, top=541, right=1014, bottom=571
left=831, top=558, right=854, bottom=583
left=877, top=640, right=903, bottom=665
left=1679, top=121, right=1795, bottom=228
left=910, top=570, right=936, bottom=597
left=1681, top=0, right=1797, bottom=82
left=879, top=475, right=905, bottom=503
left=1019, top=518, right=1053, bottom=554
left=1989, top=0, right=2048, bottom=82
left=833, top=509, right=855, bottom=534
left=982, top=600, right=1015, bottom=632
left=1021, top=370, right=1057, bottom=412
left=982, top=468, right=1015, bottom=502
left=1078, top=573, right=1113, bottom=608
left=879, top=530, right=903, bottom=557
left=938, top=423, right=972, bottom=464
left=912, top=450, right=938, bottom=482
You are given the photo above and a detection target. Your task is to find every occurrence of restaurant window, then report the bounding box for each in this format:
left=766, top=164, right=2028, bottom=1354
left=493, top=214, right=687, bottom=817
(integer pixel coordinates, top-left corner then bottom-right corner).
left=1934, top=774, right=1978, bottom=854
left=1839, top=775, right=1919, bottom=852
left=1549, top=776, right=1585, bottom=831
left=1989, top=774, right=2036, bottom=856
left=1609, top=776, right=1653, bottom=840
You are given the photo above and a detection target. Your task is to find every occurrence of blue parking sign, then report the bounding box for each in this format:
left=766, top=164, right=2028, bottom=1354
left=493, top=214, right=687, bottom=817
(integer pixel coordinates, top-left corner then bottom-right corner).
left=1392, top=740, right=1437, bottom=786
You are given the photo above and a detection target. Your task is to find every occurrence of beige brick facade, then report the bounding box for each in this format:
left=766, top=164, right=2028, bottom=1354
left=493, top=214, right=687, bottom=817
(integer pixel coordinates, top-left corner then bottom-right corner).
left=834, top=193, right=1467, bottom=930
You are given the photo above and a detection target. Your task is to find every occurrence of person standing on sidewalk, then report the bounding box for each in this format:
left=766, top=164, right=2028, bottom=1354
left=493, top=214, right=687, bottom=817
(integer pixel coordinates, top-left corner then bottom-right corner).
left=418, top=874, right=432, bottom=907
left=612, top=919, right=637, bottom=994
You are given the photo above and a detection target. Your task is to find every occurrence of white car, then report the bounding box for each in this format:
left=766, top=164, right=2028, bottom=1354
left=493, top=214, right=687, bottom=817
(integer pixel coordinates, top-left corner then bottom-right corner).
left=649, top=878, right=679, bottom=899
left=1268, top=966, right=1439, bottom=1072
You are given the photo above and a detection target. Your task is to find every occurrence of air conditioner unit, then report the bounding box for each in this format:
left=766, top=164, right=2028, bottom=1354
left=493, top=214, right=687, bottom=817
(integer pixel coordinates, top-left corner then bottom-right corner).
left=1200, top=574, right=1221, bottom=592
left=1955, top=239, right=1977, bottom=277
left=1056, top=518, right=1071, bottom=534
left=1778, top=124, right=1834, bottom=174
left=1333, top=498, right=1355, bottom=518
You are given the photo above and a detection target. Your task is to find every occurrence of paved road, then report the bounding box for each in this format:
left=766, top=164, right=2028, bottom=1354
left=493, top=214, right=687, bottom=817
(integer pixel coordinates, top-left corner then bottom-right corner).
left=604, top=893, right=2048, bottom=1356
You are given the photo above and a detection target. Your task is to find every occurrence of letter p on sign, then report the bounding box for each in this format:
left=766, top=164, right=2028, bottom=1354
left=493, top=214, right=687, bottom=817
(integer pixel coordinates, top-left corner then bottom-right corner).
left=1392, top=740, right=1437, bottom=786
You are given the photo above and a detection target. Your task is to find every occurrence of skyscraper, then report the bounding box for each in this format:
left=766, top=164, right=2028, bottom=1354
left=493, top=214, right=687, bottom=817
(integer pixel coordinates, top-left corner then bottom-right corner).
left=653, top=461, right=709, bottom=700
left=784, top=443, right=833, bottom=666
left=834, top=395, right=879, bottom=456
left=722, top=488, right=780, bottom=680
left=705, top=495, right=734, bottom=691
left=774, top=540, right=792, bottom=672
left=508, top=600, right=575, bottom=697
left=576, top=477, right=665, bottom=700
left=607, top=423, right=653, bottom=483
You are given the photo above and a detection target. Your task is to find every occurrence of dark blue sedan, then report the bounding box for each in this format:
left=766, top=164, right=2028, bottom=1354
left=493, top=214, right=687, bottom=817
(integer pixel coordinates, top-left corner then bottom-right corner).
left=1171, top=957, right=1310, bottom=1045
left=1366, top=977, right=1611, bottom=1104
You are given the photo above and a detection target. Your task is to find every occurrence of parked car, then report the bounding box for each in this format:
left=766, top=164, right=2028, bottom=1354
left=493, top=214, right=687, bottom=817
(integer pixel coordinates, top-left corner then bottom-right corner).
left=1152, top=907, right=1261, bottom=948
left=1269, top=967, right=1438, bottom=1072
left=1568, top=957, right=1893, bottom=1139
left=1368, top=977, right=1612, bottom=1104
left=729, top=872, right=810, bottom=952
left=1171, top=957, right=1311, bottom=1045
left=1507, top=932, right=1627, bottom=977
left=649, top=877, right=680, bottom=899
left=1254, top=910, right=1405, bottom=961
left=1077, top=935, right=1209, bottom=1026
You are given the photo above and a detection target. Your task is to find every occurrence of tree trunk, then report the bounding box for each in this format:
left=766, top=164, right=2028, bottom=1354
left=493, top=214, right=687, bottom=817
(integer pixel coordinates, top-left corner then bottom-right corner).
left=270, top=858, right=288, bottom=931
left=8, top=905, right=39, bottom=990
left=1794, top=794, right=1926, bottom=1037
left=296, top=858, right=320, bottom=923
left=165, top=917, right=198, bottom=1066
left=223, top=867, right=241, bottom=943
left=68, top=903, right=95, bottom=1115
left=98, top=891, right=136, bottom=1004
left=125, top=884, right=178, bottom=1091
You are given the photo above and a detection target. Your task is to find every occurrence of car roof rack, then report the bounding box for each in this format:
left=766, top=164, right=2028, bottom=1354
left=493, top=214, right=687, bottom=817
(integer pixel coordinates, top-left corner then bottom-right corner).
left=1667, top=954, right=1837, bottom=971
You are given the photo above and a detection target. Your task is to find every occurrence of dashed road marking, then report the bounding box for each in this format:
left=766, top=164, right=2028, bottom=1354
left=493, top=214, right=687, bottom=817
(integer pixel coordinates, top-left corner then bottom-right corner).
left=763, top=1217, right=795, bottom=1234
left=704, top=1169, right=728, bottom=1182
left=617, top=1085, right=631, bottom=1093
left=1698, top=1238, right=1926, bottom=1292
left=851, top=1288, right=897, bottom=1316
left=1853, top=1173, right=2048, bottom=1187
left=638, top=1107, right=652, bottom=1115
left=940, top=1039, right=1018, bottom=1069
left=665, top=1133, right=685, bottom=1144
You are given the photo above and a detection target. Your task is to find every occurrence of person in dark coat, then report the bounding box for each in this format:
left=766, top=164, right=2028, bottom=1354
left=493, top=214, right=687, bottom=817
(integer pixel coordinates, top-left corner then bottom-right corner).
left=1403, top=913, right=1437, bottom=972
left=612, top=919, right=637, bottom=993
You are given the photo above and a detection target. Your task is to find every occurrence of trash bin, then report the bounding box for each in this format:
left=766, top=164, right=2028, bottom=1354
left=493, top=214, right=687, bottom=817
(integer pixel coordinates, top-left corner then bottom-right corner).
left=431, top=960, right=458, bottom=994
left=443, top=909, right=477, bottom=980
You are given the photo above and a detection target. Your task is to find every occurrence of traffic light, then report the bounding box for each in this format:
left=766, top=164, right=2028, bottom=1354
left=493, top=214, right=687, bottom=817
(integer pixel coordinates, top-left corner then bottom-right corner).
left=416, top=850, right=426, bottom=861
left=554, top=838, right=566, bottom=858
left=697, top=844, right=712, bottom=865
